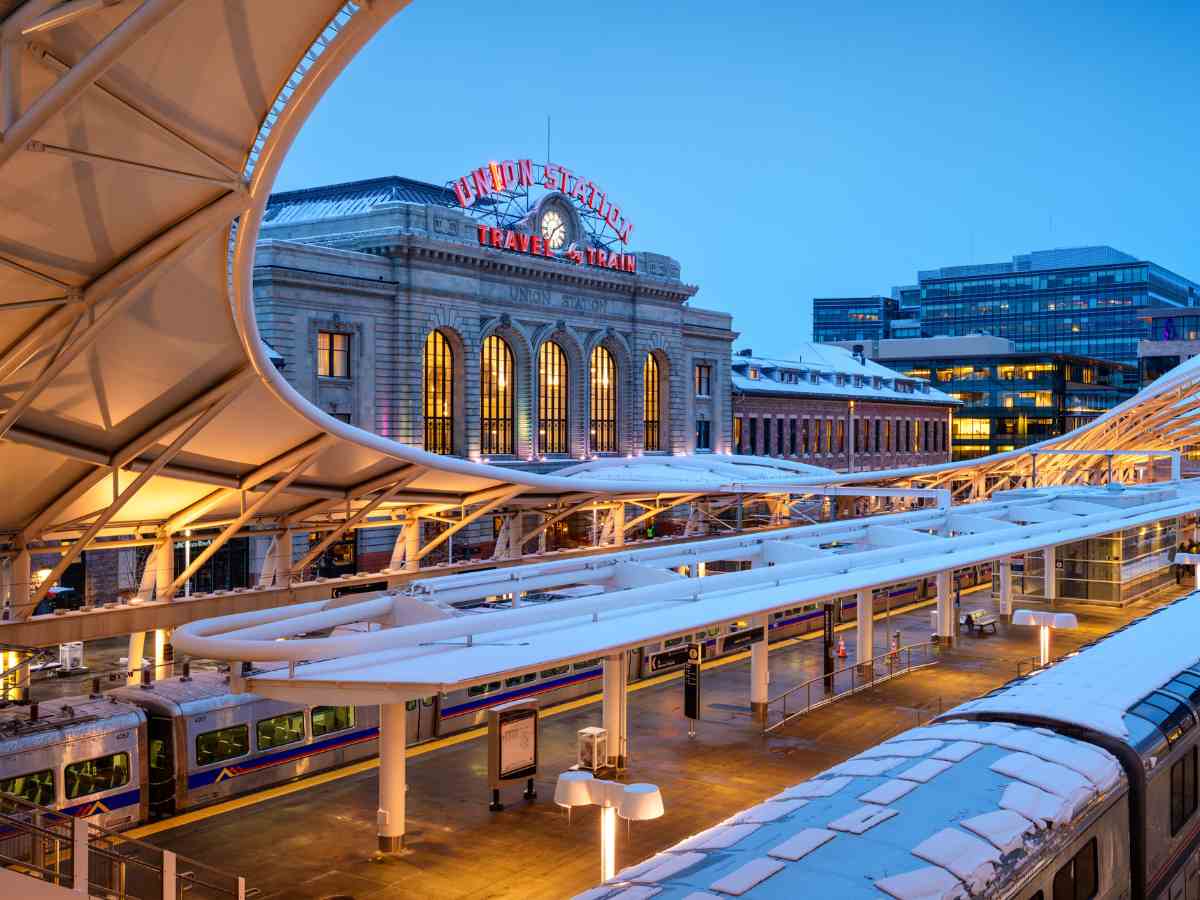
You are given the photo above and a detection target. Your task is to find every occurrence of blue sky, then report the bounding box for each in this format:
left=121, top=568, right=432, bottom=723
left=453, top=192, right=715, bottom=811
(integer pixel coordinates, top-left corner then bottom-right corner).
left=277, top=1, right=1200, bottom=357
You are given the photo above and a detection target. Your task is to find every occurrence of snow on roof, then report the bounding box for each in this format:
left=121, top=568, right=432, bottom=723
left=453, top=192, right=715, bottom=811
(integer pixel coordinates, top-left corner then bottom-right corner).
left=577, top=721, right=1125, bottom=899
left=554, top=454, right=835, bottom=485
left=955, top=594, right=1200, bottom=739
left=731, top=344, right=958, bottom=408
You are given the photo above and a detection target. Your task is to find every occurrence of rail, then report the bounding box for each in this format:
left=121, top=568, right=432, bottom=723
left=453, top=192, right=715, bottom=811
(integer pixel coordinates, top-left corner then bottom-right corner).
left=762, top=642, right=940, bottom=734
left=0, top=793, right=244, bottom=898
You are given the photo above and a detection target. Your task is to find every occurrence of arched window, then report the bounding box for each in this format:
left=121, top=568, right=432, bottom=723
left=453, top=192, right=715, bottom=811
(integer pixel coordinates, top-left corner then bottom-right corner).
left=643, top=354, right=661, bottom=451
left=480, top=335, right=514, bottom=456
left=538, top=341, right=568, bottom=454
left=590, top=345, right=617, bottom=454
left=423, top=330, right=454, bottom=454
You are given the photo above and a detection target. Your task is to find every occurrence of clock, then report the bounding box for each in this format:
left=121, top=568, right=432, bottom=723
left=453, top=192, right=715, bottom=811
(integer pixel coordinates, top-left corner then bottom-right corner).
left=541, top=208, right=568, bottom=250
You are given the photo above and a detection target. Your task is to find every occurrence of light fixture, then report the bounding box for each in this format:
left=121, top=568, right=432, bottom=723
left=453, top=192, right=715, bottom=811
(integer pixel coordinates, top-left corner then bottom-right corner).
left=1012, top=609, right=1078, bottom=667
left=554, top=772, right=665, bottom=882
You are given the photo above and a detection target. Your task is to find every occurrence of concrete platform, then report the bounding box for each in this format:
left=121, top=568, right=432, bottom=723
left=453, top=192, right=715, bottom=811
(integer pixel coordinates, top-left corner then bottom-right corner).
left=130, top=588, right=1183, bottom=899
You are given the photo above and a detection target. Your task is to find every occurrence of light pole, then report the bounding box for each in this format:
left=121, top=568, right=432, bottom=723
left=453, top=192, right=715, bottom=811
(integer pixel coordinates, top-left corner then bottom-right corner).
left=554, top=772, right=664, bottom=882
left=1012, top=609, right=1078, bottom=667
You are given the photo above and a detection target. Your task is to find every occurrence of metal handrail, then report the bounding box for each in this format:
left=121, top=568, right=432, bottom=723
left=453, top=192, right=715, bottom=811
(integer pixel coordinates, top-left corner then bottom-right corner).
left=763, top=641, right=941, bottom=734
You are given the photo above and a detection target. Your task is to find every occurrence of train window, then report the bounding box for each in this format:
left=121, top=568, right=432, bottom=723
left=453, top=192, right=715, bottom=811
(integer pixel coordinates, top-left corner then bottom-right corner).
left=505, top=673, right=536, bottom=688
left=707, top=626, right=720, bottom=638
left=1129, top=692, right=1196, bottom=745
left=1171, top=746, right=1199, bottom=835
left=256, top=711, right=305, bottom=752
left=573, top=659, right=601, bottom=671
left=664, top=636, right=684, bottom=648
left=64, top=752, right=130, bottom=800
left=1165, top=672, right=1200, bottom=706
left=311, top=706, right=354, bottom=737
left=1052, top=837, right=1098, bottom=900
left=0, top=769, right=54, bottom=809
left=539, top=665, right=569, bottom=679
left=467, top=681, right=501, bottom=697
left=195, top=725, right=249, bottom=767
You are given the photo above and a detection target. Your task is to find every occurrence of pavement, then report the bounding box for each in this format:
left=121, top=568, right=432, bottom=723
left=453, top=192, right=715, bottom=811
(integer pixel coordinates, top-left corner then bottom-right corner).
left=127, top=583, right=1186, bottom=900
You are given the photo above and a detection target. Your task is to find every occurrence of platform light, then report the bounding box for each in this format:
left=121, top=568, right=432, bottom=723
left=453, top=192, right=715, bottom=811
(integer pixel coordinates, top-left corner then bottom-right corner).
left=1012, top=609, right=1078, bottom=667
left=554, top=772, right=664, bottom=882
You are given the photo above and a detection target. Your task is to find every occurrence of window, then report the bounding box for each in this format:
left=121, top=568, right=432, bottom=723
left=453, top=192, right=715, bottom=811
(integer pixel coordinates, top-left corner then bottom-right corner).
left=312, top=706, right=355, bottom=737
left=789, top=419, right=797, bottom=455
left=505, top=673, right=537, bottom=688
left=836, top=419, right=845, bottom=453
left=800, top=419, right=809, bottom=455
left=824, top=419, right=833, bottom=453
left=953, top=418, right=991, bottom=439
left=538, top=341, right=569, bottom=454
left=776, top=420, right=783, bottom=455
left=590, top=345, right=618, bottom=453
left=0, top=769, right=54, bottom=809
left=539, top=665, right=569, bottom=679
left=480, top=335, right=514, bottom=456
left=196, top=724, right=249, bottom=766
left=695, top=363, right=712, bottom=397
left=904, top=419, right=911, bottom=452
left=1052, top=838, right=1098, bottom=900
left=883, top=420, right=891, bottom=452
left=644, top=354, right=662, bottom=451
left=317, top=331, right=350, bottom=378
left=256, top=711, right=305, bottom=751
left=65, top=752, right=130, bottom=800
left=328, top=411, right=352, bottom=423
left=423, top=330, right=455, bottom=454
left=749, top=417, right=758, bottom=454
left=467, top=681, right=501, bottom=697
left=873, top=419, right=880, bottom=453
left=812, top=419, right=822, bottom=454
left=1171, top=746, right=1198, bottom=835
left=762, top=417, right=772, bottom=455
left=695, top=418, right=711, bottom=450
left=733, top=416, right=743, bottom=453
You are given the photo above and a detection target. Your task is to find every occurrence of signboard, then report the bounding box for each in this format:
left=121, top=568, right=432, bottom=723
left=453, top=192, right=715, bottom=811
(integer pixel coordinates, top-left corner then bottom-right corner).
left=649, top=645, right=691, bottom=673
left=683, top=643, right=701, bottom=720
left=474, top=225, right=636, bottom=273
left=722, top=626, right=765, bottom=654
left=487, top=699, right=539, bottom=787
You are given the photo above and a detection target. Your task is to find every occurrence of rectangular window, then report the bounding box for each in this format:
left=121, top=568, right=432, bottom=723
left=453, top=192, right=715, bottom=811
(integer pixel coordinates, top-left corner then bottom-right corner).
left=695, top=418, right=711, bottom=450
left=196, top=724, right=249, bottom=767
left=836, top=419, right=845, bottom=453
left=0, top=769, right=54, bottom=809
left=1171, top=746, right=1198, bottom=835
left=749, top=417, right=758, bottom=454
left=801, top=419, right=809, bottom=454
left=874, top=419, right=880, bottom=453
left=789, top=419, right=797, bottom=455
left=733, top=417, right=743, bottom=453
left=812, top=419, right=822, bottom=454
left=853, top=418, right=861, bottom=452
left=1052, top=837, right=1098, bottom=900
left=883, top=420, right=892, bottom=452
left=256, top=711, right=306, bottom=752
left=694, top=363, right=712, bottom=397
left=328, top=411, right=352, bottom=423
left=904, top=419, right=912, bottom=452
left=539, top=665, right=570, bottom=679
left=317, top=331, right=350, bottom=378
left=467, top=681, right=501, bottom=697
left=65, top=752, right=130, bottom=800
left=312, top=706, right=355, bottom=737
left=762, top=417, right=772, bottom=455
left=776, top=418, right=785, bottom=455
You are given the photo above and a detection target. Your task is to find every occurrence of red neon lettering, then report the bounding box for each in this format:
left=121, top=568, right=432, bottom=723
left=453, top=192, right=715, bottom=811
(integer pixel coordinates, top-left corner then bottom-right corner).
left=542, top=165, right=558, bottom=190
left=456, top=178, right=477, bottom=208
left=517, top=158, right=534, bottom=187
left=476, top=224, right=489, bottom=245
left=531, top=234, right=543, bottom=255
left=516, top=232, right=531, bottom=253
left=544, top=236, right=554, bottom=257
left=607, top=252, right=622, bottom=270
left=557, top=166, right=573, bottom=192
left=617, top=220, right=633, bottom=245
left=570, top=177, right=588, bottom=203
left=624, top=255, right=637, bottom=273
left=605, top=204, right=621, bottom=229
left=489, top=228, right=502, bottom=249
left=500, top=160, right=518, bottom=189
left=489, top=161, right=506, bottom=191
left=504, top=230, right=519, bottom=251
left=472, top=168, right=493, bottom=199
left=586, top=182, right=605, bottom=212
left=595, top=249, right=608, bottom=268
left=586, top=248, right=598, bottom=265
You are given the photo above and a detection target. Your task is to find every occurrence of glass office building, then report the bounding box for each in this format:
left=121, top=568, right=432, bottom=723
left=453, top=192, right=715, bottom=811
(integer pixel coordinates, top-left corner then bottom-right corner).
left=812, top=295, right=897, bottom=342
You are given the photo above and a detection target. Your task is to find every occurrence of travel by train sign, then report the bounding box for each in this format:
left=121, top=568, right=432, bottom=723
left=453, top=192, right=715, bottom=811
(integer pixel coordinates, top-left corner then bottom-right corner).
left=474, top=225, right=637, bottom=274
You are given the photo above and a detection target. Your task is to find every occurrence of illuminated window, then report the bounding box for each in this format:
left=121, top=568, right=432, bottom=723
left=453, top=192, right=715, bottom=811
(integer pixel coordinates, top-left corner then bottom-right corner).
left=256, top=711, right=305, bottom=752
left=953, top=418, right=991, bottom=439
left=836, top=419, right=845, bottom=452
left=644, top=354, right=662, bottom=451
left=423, top=330, right=455, bottom=455
left=590, top=345, right=617, bottom=453
left=64, top=752, right=130, bottom=800
left=311, top=706, right=355, bottom=737
left=695, top=363, right=712, bottom=397
left=317, top=331, right=350, bottom=378
left=538, top=341, right=568, bottom=454
left=733, top=416, right=743, bottom=453
left=481, top=335, right=514, bottom=456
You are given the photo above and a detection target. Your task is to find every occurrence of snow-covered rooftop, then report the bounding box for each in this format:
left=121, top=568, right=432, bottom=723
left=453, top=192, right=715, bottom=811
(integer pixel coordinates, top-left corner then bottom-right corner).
left=576, top=720, right=1123, bottom=899
left=731, top=344, right=958, bottom=408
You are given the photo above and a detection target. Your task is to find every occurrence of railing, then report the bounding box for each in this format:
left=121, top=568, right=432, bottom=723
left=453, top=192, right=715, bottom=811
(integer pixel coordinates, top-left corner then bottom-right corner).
left=0, top=793, right=244, bottom=898
left=762, top=642, right=940, bottom=734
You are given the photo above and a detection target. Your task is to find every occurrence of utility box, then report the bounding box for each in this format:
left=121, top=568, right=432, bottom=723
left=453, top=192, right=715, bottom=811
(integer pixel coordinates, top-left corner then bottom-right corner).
left=577, top=726, right=608, bottom=772
left=58, top=642, right=85, bottom=675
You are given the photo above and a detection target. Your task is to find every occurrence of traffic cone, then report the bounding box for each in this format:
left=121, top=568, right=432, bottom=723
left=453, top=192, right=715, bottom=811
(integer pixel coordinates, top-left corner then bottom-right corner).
left=837, top=637, right=847, bottom=659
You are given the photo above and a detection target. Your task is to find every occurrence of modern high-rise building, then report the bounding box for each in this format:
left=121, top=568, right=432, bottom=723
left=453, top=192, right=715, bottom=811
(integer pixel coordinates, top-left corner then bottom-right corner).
left=811, top=295, right=897, bottom=343
left=814, top=246, right=1200, bottom=367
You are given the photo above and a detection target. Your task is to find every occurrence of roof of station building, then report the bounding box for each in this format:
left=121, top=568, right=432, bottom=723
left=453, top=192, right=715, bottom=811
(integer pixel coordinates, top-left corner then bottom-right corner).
left=732, top=344, right=959, bottom=407
left=262, top=174, right=463, bottom=225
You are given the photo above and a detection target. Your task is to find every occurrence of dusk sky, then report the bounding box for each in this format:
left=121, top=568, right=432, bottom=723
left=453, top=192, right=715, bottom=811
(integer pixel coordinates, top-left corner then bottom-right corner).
left=276, top=1, right=1200, bottom=357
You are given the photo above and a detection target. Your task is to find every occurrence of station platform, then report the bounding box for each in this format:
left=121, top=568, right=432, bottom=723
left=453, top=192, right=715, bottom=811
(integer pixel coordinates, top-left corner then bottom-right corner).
left=127, top=589, right=1181, bottom=899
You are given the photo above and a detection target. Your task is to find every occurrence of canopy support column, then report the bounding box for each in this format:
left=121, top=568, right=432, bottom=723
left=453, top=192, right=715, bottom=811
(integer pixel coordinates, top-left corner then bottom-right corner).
left=153, top=628, right=172, bottom=680
left=750, top=614, right=768, bottom=721
left=998, top=558, right=1013, bottom=617
left=126, top=631, right=145, bottom=686
left=153, top=535, right=174, bottom=601
left=602, top=652, right=628, bottom=769
left=936, top=570, right=954, bottom=646
left=855, top=589, right=873, bottom=674
left=377, top=702, right=406, bottom=852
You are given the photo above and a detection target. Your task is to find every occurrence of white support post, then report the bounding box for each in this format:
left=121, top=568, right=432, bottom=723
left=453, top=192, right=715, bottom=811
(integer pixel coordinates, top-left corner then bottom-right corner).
left=507, top=513, right=523, bottom=561
left=153, top=535, right=174, bottom=601
left=855, top=589, right=873, bottom=668
left=161, top=849, right=176, bottom=900
left=998, top=558, right=1013, bottom=617
left=398, top=516, right=420, bottom=573
left=11, top=544, right=30, bottom=618
left=72, top=816, right=87, bottom=894
left=277, top=529, right=297, bottom=584
left=750, top=614, right=768, bottom=721
left=610, top=503, right=625, bottom=547
left=377, top=703, right=406, bottom=852
left=1043, top=545, right=1057, bottom=605
left=936, top=570, right=954, bottom=645
left=256, top=536, right=279, bottom=587
left=153, top=628, right=171, bottom=680
left=126, top=631, right=145, bottom=686
left=602, top=652, right=628, bottom=768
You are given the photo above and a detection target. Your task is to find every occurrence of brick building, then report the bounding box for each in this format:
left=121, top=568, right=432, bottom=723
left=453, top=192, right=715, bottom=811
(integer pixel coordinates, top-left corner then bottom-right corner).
left=731, top=344, right=957, bottom=472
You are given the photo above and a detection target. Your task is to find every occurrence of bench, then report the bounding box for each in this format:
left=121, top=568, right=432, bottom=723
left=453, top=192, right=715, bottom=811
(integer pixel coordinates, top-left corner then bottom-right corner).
left=959, top=609, right=998, bottom=635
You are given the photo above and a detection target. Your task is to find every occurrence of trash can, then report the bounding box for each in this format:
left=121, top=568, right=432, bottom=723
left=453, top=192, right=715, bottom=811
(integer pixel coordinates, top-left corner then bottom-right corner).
left=577, top=726, right=608, bottom=772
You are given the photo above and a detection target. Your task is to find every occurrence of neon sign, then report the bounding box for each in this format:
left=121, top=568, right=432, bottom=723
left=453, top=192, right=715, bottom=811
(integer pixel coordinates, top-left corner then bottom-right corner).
left=453, top=158, right=634, bottom=246
left=475, top=226, right=636, bottom=274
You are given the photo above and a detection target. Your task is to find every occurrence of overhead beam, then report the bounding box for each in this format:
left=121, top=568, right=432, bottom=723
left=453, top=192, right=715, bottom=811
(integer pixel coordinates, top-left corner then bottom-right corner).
left=415, top=488, right=525, bottom=562
left=622, top=493, right=702, bottom=532
left=519, top=496, right=598, bottom=548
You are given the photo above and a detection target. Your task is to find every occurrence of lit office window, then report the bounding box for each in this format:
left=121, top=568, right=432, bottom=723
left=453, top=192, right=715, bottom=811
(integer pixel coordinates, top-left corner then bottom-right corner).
left=481, top=335, right=514, bottom=456
left=317, top=331, right=350, bottom=378
left=423, top=330, right=454, bottom=455
left=590, top=345, right=618, bottom=453
left=538, top=341, right=568, bottom=454
left=644, top=354, right=661, bottom=451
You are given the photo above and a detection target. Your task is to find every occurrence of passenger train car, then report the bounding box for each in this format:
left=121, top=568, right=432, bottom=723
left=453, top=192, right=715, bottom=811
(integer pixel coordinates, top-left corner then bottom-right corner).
left=581, top=593, right=1200, bottom=900
left=0, top=564, right=989, bottom=832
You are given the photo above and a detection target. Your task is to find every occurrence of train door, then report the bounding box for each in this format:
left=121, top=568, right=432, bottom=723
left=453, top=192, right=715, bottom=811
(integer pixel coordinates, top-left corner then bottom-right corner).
left=405, top=697, right=437, bottom=743
left=146, top=716, right=176, bottom=817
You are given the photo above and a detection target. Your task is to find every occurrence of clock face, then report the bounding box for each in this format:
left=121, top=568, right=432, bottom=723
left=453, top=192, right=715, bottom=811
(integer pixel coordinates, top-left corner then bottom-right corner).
left=541, top=209, right=568, bottom=250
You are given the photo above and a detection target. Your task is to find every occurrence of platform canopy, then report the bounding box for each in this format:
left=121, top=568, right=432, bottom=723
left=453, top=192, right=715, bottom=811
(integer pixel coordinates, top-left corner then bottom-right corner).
left=170, top=481, right=1200, bottom=705
left=2, top=0, right=1200, bottom=624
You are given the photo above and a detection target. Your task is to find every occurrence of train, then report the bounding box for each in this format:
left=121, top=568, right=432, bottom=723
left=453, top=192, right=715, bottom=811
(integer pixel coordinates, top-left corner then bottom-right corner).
left=0, top=563, right=991, bottom=831
left=590, top=593, right=1200, bottom=900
